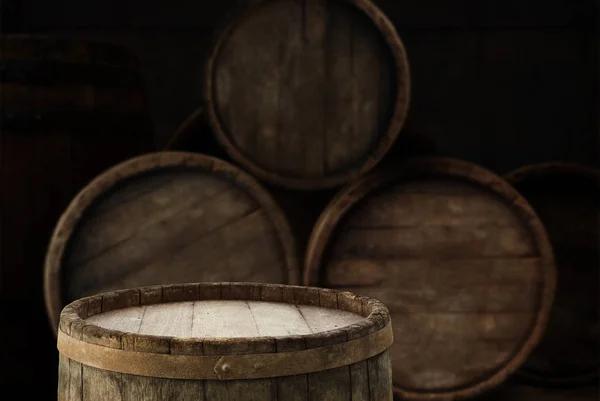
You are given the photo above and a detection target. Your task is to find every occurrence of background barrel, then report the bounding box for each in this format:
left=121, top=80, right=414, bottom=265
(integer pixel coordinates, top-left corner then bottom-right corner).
left=44, top=152, right=299, bottom=334
left=505, top=163, right=600, bottom=386
left=0, top=35, right=154, bottom=392
left=304, top=157, right=557, bottom=400
left=204, top=0, right=410, bottom=190
left=57, top=282, right=393, bottom=400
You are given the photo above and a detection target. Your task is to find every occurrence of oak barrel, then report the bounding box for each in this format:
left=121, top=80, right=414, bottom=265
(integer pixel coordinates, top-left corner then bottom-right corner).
left=0, top=35, right=153, bottom=393
left=44, top=152, right=298, bottom=334
left=304, top=158, right=557, bottom=400
left=57, top=282, right=393, bottom=400
left=205, top=0, right=410, bottom=189
left=505, top=162, right=600, bottom=386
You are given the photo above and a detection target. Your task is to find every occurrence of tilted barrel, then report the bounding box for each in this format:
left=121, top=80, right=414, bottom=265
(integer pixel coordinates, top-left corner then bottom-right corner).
left=505, top=162, right=600, bottom=386
left=57, top=282, right=394, bottom=400
left=304, top=157, right=557, bottom=400
left=44, top=152, right=298, bottom=335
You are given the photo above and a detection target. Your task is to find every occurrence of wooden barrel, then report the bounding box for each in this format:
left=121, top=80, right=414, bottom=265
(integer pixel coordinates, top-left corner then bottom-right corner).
left=304, top=158, right=557, bottom=400
left=204, top=0, right=410, bottom=190
left=0, top=35, right=153, bottom=394
left=57, top=282, right=393, bottom=400
left=44, top=152, right=298, bottom=334
left=505, top=162, right=600, bottom=386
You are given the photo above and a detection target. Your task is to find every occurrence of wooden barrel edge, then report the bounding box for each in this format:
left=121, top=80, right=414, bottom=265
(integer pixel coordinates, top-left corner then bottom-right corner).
left=303, top=156, right=558, bottom=400
left=57, top=282, right=391, bottom=379
left=505, top=161, right=600, bottom=387
left=44, top=152, right=300, bottom=336
left=505, top=162, right=600, bottom=187
left=162, top=107, right=205, bottom=150
left=203, top=0, right=411, bottom=190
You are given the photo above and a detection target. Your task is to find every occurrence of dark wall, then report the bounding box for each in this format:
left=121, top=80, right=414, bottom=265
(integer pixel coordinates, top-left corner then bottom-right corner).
left=6, top=0, right=599, bottom=171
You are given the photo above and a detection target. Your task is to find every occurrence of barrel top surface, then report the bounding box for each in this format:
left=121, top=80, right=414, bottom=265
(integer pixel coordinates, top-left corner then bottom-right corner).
left=86, top=300, right=363, bottom=338
left=57, top=283, right=392, bottom=380
left=304, top=158, right=557, bottom=400
left=45, top=152, right=298, bottom=335
left=205, top=0, right=410, bottom=189
left=505, top=162, right=600, bottom=386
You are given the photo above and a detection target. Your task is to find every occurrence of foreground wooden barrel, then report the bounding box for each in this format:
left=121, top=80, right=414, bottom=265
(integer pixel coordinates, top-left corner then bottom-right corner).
left=205, top=0, right=410, bottom=189
left=505, top=163, right=600, bottom=386
left=304, top=158, right=557, bottom=400
left=0, top=35, right=153, bottom=394
left=57, top=282, right=393, bottom=400
left=45, top=152, right=298, bottom=334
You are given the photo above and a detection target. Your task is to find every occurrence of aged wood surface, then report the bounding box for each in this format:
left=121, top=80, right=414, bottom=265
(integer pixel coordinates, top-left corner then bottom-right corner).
left=87, top=300, right=364, bottom=337
left=57, top=283, right=393, bottom=400
left=0, top=35, right=153, bottom=395
left=305, top=158, right=557, bottom=400
left=45, top=152, right=298, bottom=335
left=205, top=0, right=410, bottom=189
left=505, top=163, right=600, bottom=386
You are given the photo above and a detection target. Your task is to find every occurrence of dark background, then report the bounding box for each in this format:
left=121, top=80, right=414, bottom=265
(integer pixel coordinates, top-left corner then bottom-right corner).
left=1, top=0, right=598, bottom=398
left=3, top=0, right=598, bottom=173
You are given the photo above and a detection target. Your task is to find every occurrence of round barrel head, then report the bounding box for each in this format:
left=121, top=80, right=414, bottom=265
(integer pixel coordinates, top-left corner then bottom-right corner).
left=305, top=157, right=557, bottom=400
left=44, top=152, right=299, bottom=334
left=205, top=0, right=410, bottom=189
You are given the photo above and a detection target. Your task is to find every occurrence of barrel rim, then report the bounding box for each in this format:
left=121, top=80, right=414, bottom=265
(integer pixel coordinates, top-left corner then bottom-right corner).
left=44, top=152, right=300, bottom=336
left=163, top=106, right=206, bottom=150
left=57, top=282, right=390, bottom=358
left=203, top=0, right=411, bottom=190
left=303, top=156, right=558, bottom=400
left=505, top=161, right=600, bottom=387
left=505, top=161, right=600, bottom=188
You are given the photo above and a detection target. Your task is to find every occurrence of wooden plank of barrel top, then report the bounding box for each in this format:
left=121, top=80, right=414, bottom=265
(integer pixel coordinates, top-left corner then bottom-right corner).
left=304, top=157, right=557, bottom=400
left=57, top=282, right=394, bottom=400
left=1, top=35, right=154, bottom=395
left=204, top=0, right=410, bottom=190
left=44, top=152, right=299, bottom=335
left=505, top=162, right=600, bottom=386
left=477, top=382, right=599, bottom=401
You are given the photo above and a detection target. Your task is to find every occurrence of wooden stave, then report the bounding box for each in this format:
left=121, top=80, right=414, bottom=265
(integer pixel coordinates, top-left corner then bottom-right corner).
left=44, top=151, right=300, bottom=336
left=57, top=282, right=393, bottom=401
left=304, top=157, right=558, bottom=400
left=204, top=0, right=411, bottom=190
left=505, top=162, right=600, bottom=387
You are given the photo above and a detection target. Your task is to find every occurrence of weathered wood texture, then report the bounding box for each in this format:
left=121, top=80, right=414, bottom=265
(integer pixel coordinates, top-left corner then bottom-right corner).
left=475, top=382, right=599, bottom=401
left=44, top=152, right=299, bottom=335
left=205, top=0, right=410, bottom=189
left=505, top=163, right=600, bottom=386
left=58, top=283, right=393, bottom=400
left=163, top=107, right=437, bottom=264
left=0, top=35, right=154, bottom=394
left=305, top=158, right=557, bottom=400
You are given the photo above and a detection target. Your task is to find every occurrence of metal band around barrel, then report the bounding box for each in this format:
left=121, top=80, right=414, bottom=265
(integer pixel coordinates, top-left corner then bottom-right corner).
left=57, top=322, right=393, bottom=380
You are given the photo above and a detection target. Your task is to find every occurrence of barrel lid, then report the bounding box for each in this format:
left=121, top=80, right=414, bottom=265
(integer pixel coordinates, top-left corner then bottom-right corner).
left=44, top=152, right=299, bottom=336
left=57, top=283, right=392, bottom=380
left=305, top=157, right=557, bottom=400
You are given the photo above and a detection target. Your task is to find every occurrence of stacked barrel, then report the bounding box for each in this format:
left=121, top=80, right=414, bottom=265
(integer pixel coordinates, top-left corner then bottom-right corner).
left=3, top=1, right=596, bottom=400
